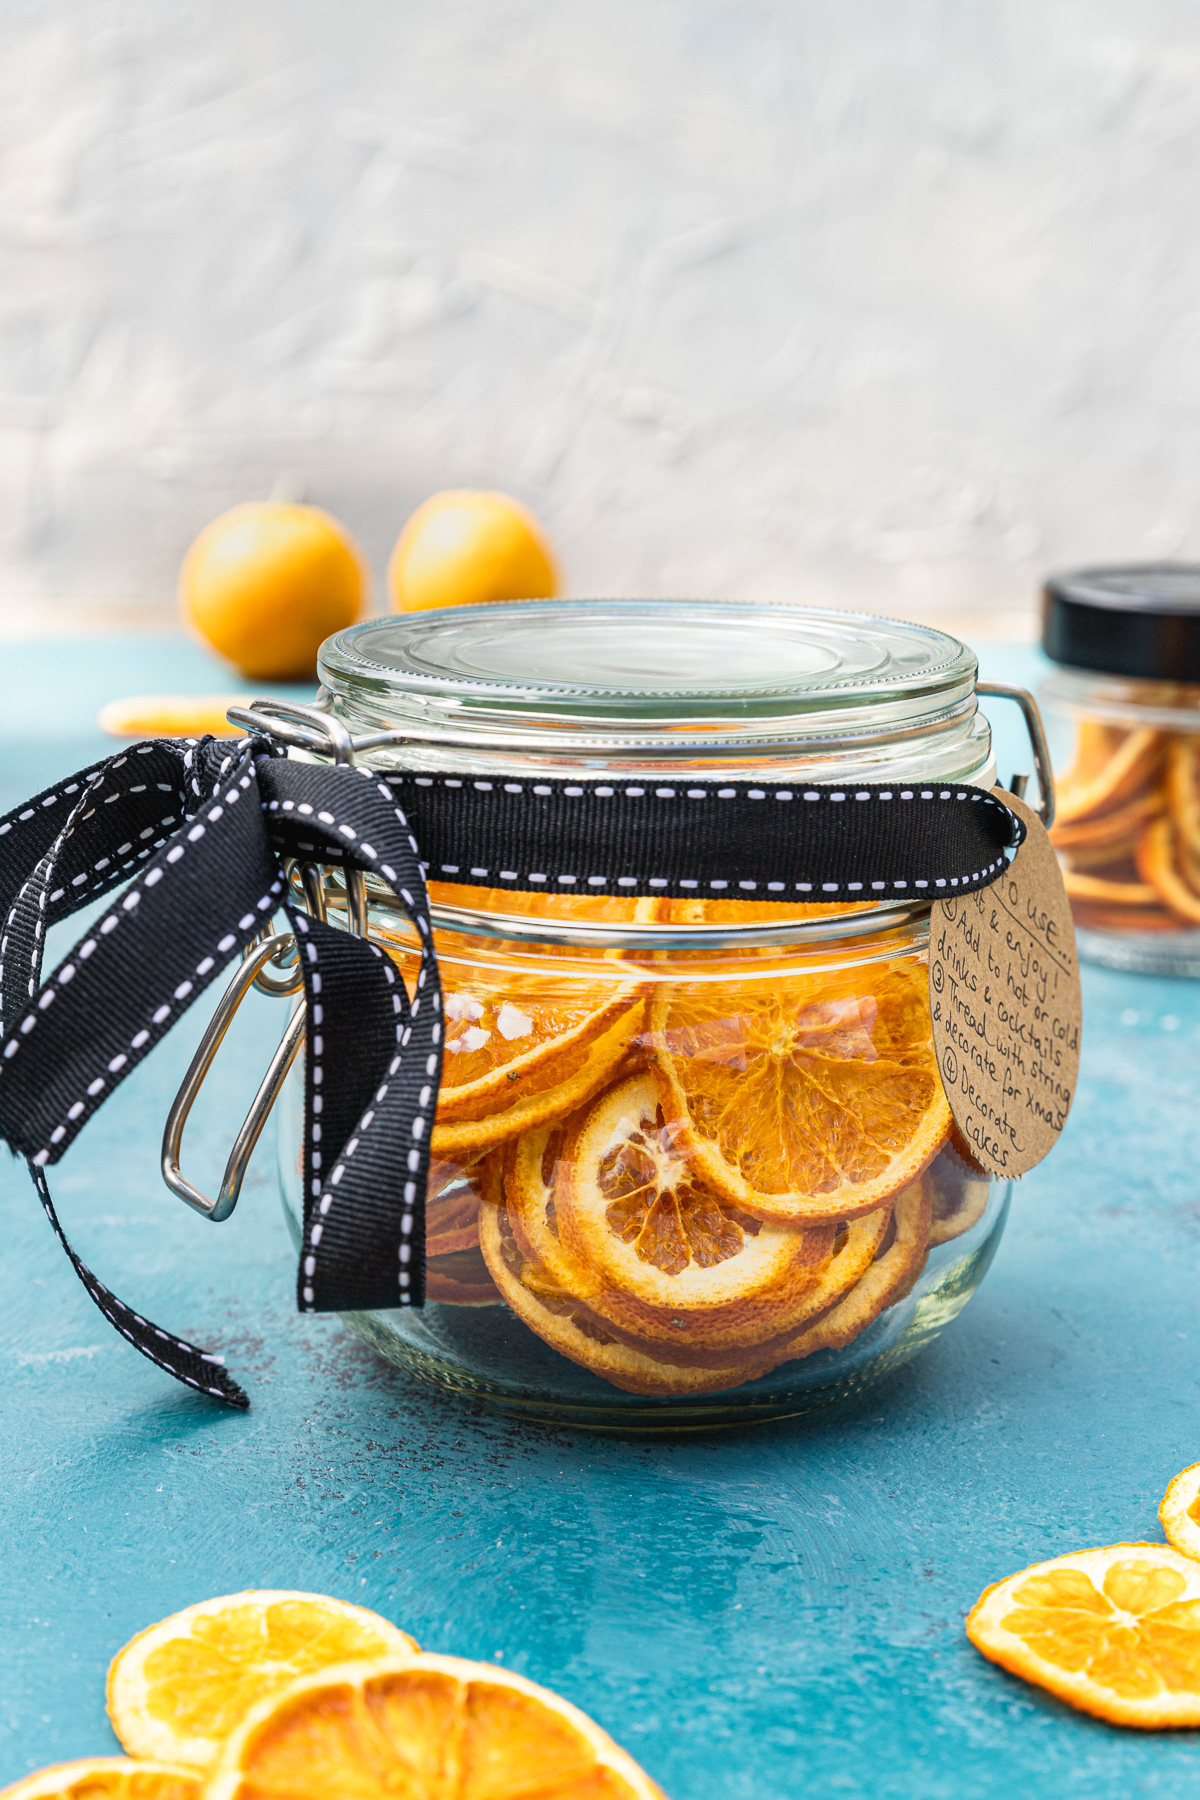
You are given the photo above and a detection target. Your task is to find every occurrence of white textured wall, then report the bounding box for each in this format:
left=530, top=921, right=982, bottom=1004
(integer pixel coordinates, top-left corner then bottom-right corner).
left=4, top=1, right=1200, bottom=638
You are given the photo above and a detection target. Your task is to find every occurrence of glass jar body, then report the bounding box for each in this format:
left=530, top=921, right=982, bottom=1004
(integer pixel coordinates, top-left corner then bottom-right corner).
left=1042, top=668, right=1200, bottom=976
left=274, top=601, right=1014, bottom=1429
left=277, top=905, right=1009, bottom=1430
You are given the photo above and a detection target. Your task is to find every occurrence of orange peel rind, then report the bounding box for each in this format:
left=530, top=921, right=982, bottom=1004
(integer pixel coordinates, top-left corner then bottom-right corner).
left=1137, top=817, right=1200, bottom=925
left=1054, top=727, right=1164, bottom=827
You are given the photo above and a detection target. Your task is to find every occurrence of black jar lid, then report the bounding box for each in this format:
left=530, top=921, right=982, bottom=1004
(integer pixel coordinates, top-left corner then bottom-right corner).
left=1043, top=564, right=1200, bottom=680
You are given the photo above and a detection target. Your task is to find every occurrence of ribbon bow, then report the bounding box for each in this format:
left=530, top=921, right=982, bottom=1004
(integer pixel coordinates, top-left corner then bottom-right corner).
left=0, top=726, right=1024, bottom=1407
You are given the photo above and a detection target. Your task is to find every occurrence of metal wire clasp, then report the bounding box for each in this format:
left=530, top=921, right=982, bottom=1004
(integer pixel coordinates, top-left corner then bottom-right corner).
left=976, top=682, right=1056, bottom=827
left=159, top=699, right=365, bottom=1222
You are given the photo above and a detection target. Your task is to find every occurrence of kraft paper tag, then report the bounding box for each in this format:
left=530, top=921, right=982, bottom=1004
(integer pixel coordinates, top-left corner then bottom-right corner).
left=928, top=788, right=1081, bottom=1178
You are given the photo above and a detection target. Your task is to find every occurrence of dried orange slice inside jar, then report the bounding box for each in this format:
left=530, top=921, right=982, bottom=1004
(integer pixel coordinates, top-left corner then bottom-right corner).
left=1043, top=564, right=1200, bottom=974
left=275, top=600, right=1025, bottom=1428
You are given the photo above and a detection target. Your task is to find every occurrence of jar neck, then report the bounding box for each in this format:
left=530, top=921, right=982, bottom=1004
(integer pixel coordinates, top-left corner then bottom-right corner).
left=322, top=686, right=995, bottom=786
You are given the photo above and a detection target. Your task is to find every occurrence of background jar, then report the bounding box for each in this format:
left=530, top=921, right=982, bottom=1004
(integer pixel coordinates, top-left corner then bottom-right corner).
left=278, top=600, right=1014, bottom=1430
left=1041, top=565, right=1200, bottom=976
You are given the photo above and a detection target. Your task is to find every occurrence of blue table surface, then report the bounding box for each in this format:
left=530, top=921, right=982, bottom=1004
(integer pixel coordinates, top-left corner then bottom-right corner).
left=2, top=633, right=1198, bottom=1800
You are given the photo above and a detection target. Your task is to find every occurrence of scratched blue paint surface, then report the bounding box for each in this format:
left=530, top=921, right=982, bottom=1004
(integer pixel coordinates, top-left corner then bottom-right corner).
left=2, top=636, right=1199, bottom=1799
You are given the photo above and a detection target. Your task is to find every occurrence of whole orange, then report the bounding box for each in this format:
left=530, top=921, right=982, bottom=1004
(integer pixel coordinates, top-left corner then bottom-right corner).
left=387, top=490, right=558, bottom=613
left=180, top=503, right=365, bottom=680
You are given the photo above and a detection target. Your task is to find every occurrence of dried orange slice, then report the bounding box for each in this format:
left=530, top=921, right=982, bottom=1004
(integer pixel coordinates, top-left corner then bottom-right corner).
left=432, top=1004, right=644, bottom=1156
left=425, top=1158, right=486, bottom=1254
left=205, top=1653, right=667, bottom=1800
left=1160, top=1463, right=1200, bottom=1562
left=966, top=1543, right=1200, bottom=1727
left=1168, top=736, right=1200, bottom=855
left=436, top=979, right=640, bottom=1122
left=107, top=1591, right=419, bottom=1772
left=500, top=1120, right=789, bottom=1369
left=1058, top=718, right=1128, bottom=793
left=479, top=1193, right=772, bottom=1396
left=926, top=1133, right=991, bottom=1247
left=1062, top=867, right=1160, bottom=908
left=650, top=965, right=950, bottom=1224
left=1056, top=835, right=1142, bottom=870
left=1137, top=818, right=1200, bottom=924
left=425, top=1245, right=501, bottom=1305
left=0, top=1763, right=201, bottom=1800
left=554, top=1074, right=833, bottom=1346
left=1055, top=727, right=1164, bottom=826
left=1051, top=789, right=1163, bottom=853
left=786, top=1179, right=931, bottom=1357
left=766, top=1207, right=893, bottom=1341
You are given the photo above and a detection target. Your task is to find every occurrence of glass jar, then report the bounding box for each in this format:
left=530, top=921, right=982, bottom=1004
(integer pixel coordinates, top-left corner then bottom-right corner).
left=1042, top=565, right=1200, bottom=976
left=277, top=600, right=1014, bottom=1429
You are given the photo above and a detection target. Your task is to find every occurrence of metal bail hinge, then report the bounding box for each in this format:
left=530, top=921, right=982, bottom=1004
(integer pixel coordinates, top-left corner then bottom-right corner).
left=976, top=682, right=1056, bottom=827
left=161, top=932, right=305, bottom=1221
left=160, top=696, right=372, bottom=1222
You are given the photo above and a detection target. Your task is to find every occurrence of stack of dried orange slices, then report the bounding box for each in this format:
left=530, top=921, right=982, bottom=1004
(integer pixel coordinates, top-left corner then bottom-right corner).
left=390, top=885, right=990, bottom=1395
left=1050, top=710, right=1200, bottom=931
left=2, top=1590, right=665, bottom=1800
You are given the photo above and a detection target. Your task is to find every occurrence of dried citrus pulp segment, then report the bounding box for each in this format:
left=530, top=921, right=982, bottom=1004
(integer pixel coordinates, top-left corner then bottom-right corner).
left=0, top=1763, right=201, bottom=1800
left=106, top=1592, right=419, bottom=1772
left=432, top=1004, right=645, bottom=1156
left=650, top=966, right=951, bottom=1224
left=966, top=1544, right=1200, bottom=1727
left=205, top=1654, right=666, bottom=1800
left=556, top=1074, right=834, bottom=1345
left=1160, top=1463, right=1200, bottom=1562
left=478, top=1199, right=772, bottom=1395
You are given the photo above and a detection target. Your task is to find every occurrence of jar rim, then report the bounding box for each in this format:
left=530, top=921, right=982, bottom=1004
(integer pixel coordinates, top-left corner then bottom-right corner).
left=319, top=600, right=977, bottom=751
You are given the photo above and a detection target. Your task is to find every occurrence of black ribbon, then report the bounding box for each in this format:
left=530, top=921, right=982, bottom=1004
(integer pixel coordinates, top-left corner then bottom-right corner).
left=0, top=737, right=1024, bottom=1407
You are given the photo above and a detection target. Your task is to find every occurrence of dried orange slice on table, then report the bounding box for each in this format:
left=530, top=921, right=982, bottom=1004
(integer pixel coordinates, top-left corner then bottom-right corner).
left=205, top=1653, right=665, bottom=1800
left=0, top=1763, right=200, bottom=1800
left=650, top=965, right=951, bottom=1224
left=967, top=1543, right=1200, bottom=1727
left=1160, top=1462, right=1200, bottom=1561
left=106, top=1591, right=418, bottom=1772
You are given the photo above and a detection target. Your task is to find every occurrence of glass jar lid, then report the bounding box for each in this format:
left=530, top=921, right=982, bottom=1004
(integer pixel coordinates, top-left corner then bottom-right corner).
left=319, top=600, right=977, bottom=753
